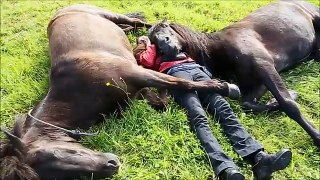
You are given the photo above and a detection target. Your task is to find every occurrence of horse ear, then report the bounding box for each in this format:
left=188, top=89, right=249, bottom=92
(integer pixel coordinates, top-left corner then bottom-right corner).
left=13, top=114, right=27, bottom=138
left=1, top=126, right=26, bottom=151
left=161, top=17, right=168, bottom=23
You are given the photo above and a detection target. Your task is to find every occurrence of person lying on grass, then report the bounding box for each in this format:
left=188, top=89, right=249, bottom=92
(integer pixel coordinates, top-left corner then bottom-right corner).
left=133, top=36, right=292, bottom=180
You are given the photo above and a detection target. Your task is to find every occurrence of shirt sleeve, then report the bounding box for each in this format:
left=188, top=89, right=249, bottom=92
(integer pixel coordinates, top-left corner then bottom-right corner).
left=137, top=44, right=157, bottom=69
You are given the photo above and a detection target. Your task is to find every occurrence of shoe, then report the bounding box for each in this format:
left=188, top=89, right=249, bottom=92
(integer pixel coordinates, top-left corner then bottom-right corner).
left=252, top=149, right=292, bottom=180
left=219, top=168, right=245, bottom=180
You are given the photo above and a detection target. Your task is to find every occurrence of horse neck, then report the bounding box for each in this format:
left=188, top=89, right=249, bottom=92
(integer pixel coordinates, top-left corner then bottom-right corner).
left=20, top=93, right=76, bottom=144
left=180, top=27, right=220, bottom=61
left=199, top=31, right=221, bottom=47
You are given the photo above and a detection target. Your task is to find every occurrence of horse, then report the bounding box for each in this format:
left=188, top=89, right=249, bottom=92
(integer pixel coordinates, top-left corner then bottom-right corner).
left=148, top=0, right=320, bottom=146
left=0, top=4, right=232, bottom=180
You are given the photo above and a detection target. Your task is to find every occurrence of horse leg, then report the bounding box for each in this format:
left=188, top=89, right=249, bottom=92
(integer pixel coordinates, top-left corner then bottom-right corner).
left=312, top=9, right=320, bottom=60
left=134, top=88, right=169, bottom=111
left=53, top=4, right=151, bottom=30
left=241, top=85, right=280, bottom=113
left=242, top=85, right=299, bottom=113
left=69, top=53, right=228, bottom=95
left=313, top=33, right=320, bottom=60
left=122, top=65, right=229, bottom=92
left=82, top=56, right=230, bottom=95
left=266, top=89, right=298, bottom=106
left=255, top=60, right=320, bottom=146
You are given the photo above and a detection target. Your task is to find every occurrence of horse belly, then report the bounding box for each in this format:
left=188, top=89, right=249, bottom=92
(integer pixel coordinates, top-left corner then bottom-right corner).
left=50, top=59, right=138, bottom=128
left=48, top=13, right=133, bottom=61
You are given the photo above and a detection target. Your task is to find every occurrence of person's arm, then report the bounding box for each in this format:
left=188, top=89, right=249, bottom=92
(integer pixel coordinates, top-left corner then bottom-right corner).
left=137, top=44, right=157, bottom=69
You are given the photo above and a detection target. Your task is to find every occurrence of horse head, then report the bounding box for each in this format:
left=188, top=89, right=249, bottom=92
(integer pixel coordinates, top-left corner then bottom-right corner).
left=1, top=111, right=120, bottom=179
left=148, top=19, right=186, bottom=60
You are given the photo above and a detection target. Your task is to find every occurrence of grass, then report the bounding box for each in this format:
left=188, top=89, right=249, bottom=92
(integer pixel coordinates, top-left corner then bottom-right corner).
left=1, top=0, right=319, bottom=179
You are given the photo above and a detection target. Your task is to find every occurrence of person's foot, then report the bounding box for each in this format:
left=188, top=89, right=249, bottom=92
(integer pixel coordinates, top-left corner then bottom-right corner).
left=252, top=149, right=292, bottom=180
left=219, top=168, right=245, bottom=180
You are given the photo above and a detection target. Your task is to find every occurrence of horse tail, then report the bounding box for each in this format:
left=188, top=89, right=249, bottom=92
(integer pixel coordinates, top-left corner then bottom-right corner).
left=310, top=6, right=320, bottom=60
left=125, top=12, right=147, bottom=22
left=313, top=16, right=320, bottom=33
left=309, top=4, right=320, bottom=32
left=300, top=1, right=320, bottom=32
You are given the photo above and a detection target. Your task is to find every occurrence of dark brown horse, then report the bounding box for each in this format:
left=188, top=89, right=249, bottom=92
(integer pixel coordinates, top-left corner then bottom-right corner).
left=0, top=4, right=231, bottom=180
left=148, top=1, right=320, bottom=146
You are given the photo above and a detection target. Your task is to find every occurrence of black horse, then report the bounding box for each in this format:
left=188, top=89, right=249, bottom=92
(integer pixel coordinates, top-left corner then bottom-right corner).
left=148, top=1, right=320, bottom=146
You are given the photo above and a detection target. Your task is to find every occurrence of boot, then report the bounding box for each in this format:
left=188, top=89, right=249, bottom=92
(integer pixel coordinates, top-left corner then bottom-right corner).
left=252, top=149, right=292, bottom=180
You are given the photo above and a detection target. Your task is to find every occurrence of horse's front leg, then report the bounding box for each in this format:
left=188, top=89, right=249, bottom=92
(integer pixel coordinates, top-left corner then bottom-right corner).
left=241, top=84, right=277, bottom=113
left=134, top=87, right=169, bottom=111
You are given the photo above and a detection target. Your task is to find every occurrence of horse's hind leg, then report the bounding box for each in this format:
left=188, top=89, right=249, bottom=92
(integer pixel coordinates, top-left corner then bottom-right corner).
left=255, top=59, right=320, bottom=146
left=123, top=64, right=229, bottom=92
left=53, top=4, right=151, bottom=30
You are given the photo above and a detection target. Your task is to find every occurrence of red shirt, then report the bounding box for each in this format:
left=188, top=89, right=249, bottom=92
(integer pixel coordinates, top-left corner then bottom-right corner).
left=136, top=44, right=194, bottom=72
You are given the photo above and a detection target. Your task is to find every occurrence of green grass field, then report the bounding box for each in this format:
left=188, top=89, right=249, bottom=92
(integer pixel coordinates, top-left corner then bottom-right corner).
left=1, top=1, right=319, bottom=179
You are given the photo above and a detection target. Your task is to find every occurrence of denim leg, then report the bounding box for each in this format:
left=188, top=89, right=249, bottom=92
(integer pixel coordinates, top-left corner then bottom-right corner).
left=198, top=92, right=264, bottom=157
left=189, top=67, right=264, bottom=157
left=169, top=70, right=238, bottom=175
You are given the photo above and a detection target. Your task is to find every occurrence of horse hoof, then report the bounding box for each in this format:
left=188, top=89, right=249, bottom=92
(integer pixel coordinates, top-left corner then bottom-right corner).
left=267, top=89, right=298, bottom=105
left=226, top=83, right=241, bottom=99
left=288, top=89, right=298, bottom=100
left=313, top=138, right=320, bottom=147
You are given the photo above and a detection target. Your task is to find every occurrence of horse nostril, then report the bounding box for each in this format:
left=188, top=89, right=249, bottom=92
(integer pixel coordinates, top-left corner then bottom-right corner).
left=107, top=159, right=119, bottom=167
left=104, top=153, right=120, bottom=168
left=165, top=37, right=169, bottom=42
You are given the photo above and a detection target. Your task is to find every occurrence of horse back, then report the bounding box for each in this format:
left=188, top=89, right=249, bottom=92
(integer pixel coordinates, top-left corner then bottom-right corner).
left=220, top=1, right=317, bottom=73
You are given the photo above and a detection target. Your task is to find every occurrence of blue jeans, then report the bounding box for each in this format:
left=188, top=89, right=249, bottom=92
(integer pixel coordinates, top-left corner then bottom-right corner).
left=167, top=63, right=263, bottom=175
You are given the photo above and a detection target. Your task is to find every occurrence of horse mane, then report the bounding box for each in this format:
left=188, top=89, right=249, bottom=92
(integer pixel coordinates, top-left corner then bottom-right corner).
left=169, top=23, right=210, bottom=65
left=1, top=128, right=39, bottom=180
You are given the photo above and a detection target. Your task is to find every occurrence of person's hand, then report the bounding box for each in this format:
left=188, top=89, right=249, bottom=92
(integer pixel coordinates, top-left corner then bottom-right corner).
left=137, top=36, right=151, bottom=46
